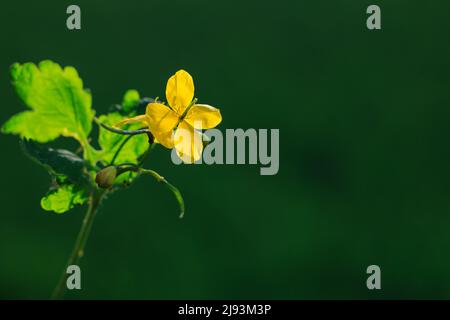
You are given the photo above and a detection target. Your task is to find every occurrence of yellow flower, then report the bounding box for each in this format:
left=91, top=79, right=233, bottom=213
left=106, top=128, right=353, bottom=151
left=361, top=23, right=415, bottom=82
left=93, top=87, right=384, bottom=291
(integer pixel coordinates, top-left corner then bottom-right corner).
left=117, top=70, right=222, bottom=163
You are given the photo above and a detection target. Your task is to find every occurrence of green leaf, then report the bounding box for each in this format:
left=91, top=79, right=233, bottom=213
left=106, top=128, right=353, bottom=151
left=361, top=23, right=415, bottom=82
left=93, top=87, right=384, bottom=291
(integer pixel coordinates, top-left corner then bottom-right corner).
left=41, top=184, right=87, bottom=214
left=20, top=140, right=91, bottom=214
left=20, top=140, right=91, bottom=213
left=121, top=89, right=140, bottom=114
left=97, top=112, right=149, bottom=165
left=20, top=140, right=92, bottom=188
left=2, top=60, right=94, bottom=145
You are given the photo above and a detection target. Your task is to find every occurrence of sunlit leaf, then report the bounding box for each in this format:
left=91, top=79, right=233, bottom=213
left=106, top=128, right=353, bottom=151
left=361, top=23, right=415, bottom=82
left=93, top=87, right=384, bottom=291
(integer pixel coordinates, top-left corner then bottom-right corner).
left=41, top=184, right=87, bottom=214
left=2, top=60, right=94, bottom=145
left=121, top=89, right=140, bottom=114
left=97, top=112, right=149, bottom=165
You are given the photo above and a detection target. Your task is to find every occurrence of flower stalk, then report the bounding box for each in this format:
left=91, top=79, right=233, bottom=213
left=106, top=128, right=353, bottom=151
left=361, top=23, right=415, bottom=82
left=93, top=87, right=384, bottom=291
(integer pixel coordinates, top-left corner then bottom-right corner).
left=116, top=165, right=185, bottom=218
left=95, top=117, right=149, bottom=136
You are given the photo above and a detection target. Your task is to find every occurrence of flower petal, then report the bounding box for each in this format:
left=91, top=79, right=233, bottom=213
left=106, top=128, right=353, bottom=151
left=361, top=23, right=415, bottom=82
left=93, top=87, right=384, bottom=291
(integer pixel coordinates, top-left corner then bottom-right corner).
left=184, top=104, right=222, bottom=129
left=173, top=120, right=203, bottom=164
left=114, top=115, right=147, bottom=127
left=165, top=70, right=194, bottom=114
left=145, top=102, right=179, bottom=148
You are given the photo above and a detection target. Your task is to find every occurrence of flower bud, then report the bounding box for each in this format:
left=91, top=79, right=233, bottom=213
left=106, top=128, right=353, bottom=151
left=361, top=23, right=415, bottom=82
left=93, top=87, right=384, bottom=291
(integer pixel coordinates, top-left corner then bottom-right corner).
left=95, top=166, right=117, bottom=189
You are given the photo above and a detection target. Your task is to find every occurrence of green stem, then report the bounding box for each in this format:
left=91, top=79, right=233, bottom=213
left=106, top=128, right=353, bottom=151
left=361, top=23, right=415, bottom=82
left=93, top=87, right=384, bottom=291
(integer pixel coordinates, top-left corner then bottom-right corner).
left=95, top=117, right=149, bottom=135
left=115, top=165, right=185, bottom=218
left=51, top=190, right=107, bottom=300
left=141, top=169, right=185, bottom=218
left=110, top=135, right=133, bottom=165
left=138, top=143, right=156, bottom=167
left=81, top=138, right=95, bottom=166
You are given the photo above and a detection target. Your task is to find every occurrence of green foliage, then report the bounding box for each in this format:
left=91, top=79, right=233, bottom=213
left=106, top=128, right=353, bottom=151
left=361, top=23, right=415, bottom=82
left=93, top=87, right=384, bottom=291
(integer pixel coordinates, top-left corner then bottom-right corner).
left=93, top=89, right=149, bottom=185
left=121, top=89, right=140, bottom=114
left=2, top=60, right=183, bottom=217
left=21, top=140, right=92, bottom=187
left=41, top=184, right=87, bottom=214
left=21, top=140, right=91, bottom=213
left=96, top=112, right=148, bottom=165
left=1, top=58, right=186, bottom=300
left=1, top=61, right=94, bottom=146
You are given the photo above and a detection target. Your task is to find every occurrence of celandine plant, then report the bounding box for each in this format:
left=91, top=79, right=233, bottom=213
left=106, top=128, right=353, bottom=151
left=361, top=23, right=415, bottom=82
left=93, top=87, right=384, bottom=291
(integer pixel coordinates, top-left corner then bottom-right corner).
left=1, top=60, right=222, bottom=299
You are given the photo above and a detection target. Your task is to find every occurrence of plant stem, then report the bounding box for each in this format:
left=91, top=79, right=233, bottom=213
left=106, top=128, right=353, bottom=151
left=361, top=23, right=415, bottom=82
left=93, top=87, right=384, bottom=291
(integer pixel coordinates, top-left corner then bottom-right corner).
left=115, top=165, right=185, bottom=218
left=81, top=138, right=96, bottom=166
left=51, top=190, right=107, bottom=300
left=94, top=117, right=149, bottom=135
left=138, top=143, right=156, bottom=167
left=141, top=169, right=185, bottom=218
left=110, top=135, right=134, bottom=165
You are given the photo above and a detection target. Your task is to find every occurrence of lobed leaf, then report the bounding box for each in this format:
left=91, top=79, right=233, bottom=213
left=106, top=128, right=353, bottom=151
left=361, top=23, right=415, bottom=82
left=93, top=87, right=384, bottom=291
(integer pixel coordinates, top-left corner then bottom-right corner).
left=20, top=140, right=92, bottom=188
left=2, top=60, right=94, bottom=145
left=41, top=184, right=87, bottom=214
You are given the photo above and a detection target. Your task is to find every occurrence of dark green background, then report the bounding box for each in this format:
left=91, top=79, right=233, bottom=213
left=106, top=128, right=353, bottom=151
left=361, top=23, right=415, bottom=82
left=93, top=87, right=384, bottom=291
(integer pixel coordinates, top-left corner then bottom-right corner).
left=1, top=0, right=450, bottom=299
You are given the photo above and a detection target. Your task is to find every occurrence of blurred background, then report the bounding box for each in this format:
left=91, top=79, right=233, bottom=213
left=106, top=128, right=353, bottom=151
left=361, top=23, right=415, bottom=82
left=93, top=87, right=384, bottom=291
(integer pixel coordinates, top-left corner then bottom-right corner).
left=1, top=0, right=450, bottom=299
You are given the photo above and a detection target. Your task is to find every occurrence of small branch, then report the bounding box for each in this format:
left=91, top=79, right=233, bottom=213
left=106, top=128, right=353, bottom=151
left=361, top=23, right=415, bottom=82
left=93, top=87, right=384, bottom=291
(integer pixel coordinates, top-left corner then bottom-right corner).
left=141, top=169, right=185, bottom=219
left=110, top=135, right=134, bottom=165
left=116, top=166, right=185, bottom=218
left=138, top=143, right=156, bottom=167
left=94, top=117, right=149, bottom=136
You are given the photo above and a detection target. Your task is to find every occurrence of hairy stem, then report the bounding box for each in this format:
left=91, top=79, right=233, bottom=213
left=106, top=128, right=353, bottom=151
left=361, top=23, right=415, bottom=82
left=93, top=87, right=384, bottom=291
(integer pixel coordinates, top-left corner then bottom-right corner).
left=51, top=190, right=107, bottom=300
